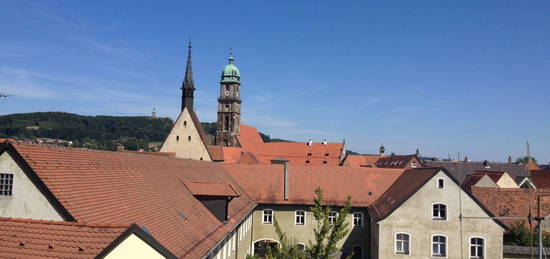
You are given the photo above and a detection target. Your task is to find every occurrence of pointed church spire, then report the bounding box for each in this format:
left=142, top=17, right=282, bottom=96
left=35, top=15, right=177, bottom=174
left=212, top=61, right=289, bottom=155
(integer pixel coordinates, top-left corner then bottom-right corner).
left=181, top=39, right=195, bottom=112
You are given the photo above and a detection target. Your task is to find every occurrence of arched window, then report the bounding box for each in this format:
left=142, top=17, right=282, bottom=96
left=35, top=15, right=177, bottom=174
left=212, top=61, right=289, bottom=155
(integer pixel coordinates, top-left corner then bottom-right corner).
left=432, top=203, right=447, bottom=220
left=296, top=244, right=305, bottom=251
left=395, top=233, right=410, bottom=255
left=352, top=245, right=363, bottom=259
left=470, top=237, right=485, bottom=258
left=432, top=235, right=447, bottom=257
left=253, top=239, right=279, bottom=257
left=262, top=209, right=273, bottom=224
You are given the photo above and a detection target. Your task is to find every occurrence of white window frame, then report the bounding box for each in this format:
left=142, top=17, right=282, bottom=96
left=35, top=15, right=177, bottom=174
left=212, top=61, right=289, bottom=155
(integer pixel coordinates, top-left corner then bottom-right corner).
left=295, top=210, right=306, bottom=226
left=297, top=243, right=306, bottom=251
left=352, top=212, right=364, bottom=227
left=432, top=202, right=448, bottom=221
left=411, top=161, right=417, bottom=168
left=328, top=211, right=338, bottom=224
left=431, top=234, right=448, bottom=258
left=394, top=232, right=411, bottom=255
left=262, top=209, right=273, bottom=224
left=469, top=236, right=486, bottom=259
left=352, top=245, right=364, bottom=259
left=252, top=239, right=280, bottom=256
left=436, top=178, right=445, bottom=189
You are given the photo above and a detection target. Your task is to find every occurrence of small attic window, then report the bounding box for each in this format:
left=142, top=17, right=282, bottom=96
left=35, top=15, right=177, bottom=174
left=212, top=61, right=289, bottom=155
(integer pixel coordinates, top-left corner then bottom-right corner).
left=188, top=136, right=191, bottom=141
left=0, top=173, right=14, bottom=196
left=411, top=161, right=417, bottom=168
left=323, top=160, right=328, bottom=164
left=200, top=157, right=203, bottom=161
left=307, top=153, right=312, bottom=156
left=325, top=153, right=329, bottom=156
left=437, top=178, right=445, bottom=189
left=184, top=121, right=187, bottom=127
left=176, top=135, right=180, bottom=141
left=306, top=160, right=311, bottom=164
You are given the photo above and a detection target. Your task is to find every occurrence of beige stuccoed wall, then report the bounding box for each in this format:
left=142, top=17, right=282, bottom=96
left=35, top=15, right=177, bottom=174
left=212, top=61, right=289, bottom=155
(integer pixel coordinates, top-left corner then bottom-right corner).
left=211, top=213, right=254, bottom=259
left=373, top=171, right=504, bottom=259
left=160, top=108, right=212, bottom=161
left=475, top=175, right=499, bottom=188
left=496, top=173, right=519, bottom=188
left=251, top=205, right=370, bottom=257
left=104, top=233, right=166, bottom=259
left=0, top=152, right=63, bottom=221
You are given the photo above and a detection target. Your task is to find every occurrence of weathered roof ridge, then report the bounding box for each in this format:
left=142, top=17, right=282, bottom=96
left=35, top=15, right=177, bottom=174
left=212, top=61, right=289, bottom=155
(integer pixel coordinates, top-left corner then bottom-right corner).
left=0, top=217, right=131, bottom=229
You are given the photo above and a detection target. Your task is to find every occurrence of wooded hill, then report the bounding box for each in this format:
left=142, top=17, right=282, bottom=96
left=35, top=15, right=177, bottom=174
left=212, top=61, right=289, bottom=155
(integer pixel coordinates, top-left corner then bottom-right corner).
left=0, top=112, right=289, bottom=151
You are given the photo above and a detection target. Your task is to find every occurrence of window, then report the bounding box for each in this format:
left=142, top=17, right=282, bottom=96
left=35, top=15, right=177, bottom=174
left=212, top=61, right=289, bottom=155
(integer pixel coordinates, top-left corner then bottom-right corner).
left=352, top=245, right=363, bottom=259
left=297, top=244, right=305, bottom=251
left=433, top=203, right=447, bottom=220
left=432, top=235, right=447, bottom=257
left=0, top=173, right=13, bottom=196
left=470, top=237, right=484, bottom=258
left=411, top=161, right=417, bottom=168
left=188, top=136, right=191, bottom=141
left=395, top=233, right=410, bottom=255
left=353, top=212, right=364, bottom=227
left=295, top=210, right=305, bottom=225
left=437, top=178, right=445, bottom=189
left=183, top=121, right=187, bottom=127
left=328, top=211, right=338, bottom=223
left=176, top=135, right=179, bottom=141
left=262, top=209, right=273, bottom=224
left=323, top=160, right=328, bottom=164
left=305, top=160, right=311, bottom=164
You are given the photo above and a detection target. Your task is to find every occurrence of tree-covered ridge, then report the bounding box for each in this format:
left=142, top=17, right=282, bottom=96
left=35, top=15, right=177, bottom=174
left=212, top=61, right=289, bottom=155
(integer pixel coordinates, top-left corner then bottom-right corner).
left=0, top=112, right=290, bottom=151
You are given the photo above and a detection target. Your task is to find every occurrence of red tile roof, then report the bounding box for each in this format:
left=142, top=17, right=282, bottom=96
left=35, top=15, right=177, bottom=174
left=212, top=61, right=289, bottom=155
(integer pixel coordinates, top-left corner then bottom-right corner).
left=223, top=164, right=405, bottom=207
left=471, top=187, right=550, bottom=228
left=530, top=170, right=550, bottom=188
left=184, top=181, right=240, bottom=197
left=207, top=146, right=224, bottom=161
left=233, top=124, right=345, bottom=166
left=3, top=143, right=256, bottom=258
left=0, top=217, right=128, bottom=259
left=525, top=159, right=540, bottom=171
left=341, top=154, right=381, bottom=168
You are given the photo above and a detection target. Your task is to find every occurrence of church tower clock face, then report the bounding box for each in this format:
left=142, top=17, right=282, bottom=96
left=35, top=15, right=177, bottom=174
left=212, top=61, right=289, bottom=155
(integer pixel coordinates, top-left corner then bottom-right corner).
left=224, top=90, right=230, bottom=96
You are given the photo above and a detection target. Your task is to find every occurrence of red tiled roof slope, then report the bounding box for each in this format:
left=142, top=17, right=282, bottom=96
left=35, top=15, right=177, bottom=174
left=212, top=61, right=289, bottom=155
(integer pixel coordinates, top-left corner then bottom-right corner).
left=223, top=164, right=404, bottom=207
left=341, top=155, right=381, bottom=168
left=234, top=124, right=344, bottom=166
left=8, top=143, right=256, bottom=258
left=530, top=170, right=550, bottom=188
left=370, top=168, right=441, bottom=221
left=526, top=160, right=540, bottom=171
left=471, top=187, right=550, bottom=228
left=0, top=217, right=128, bottom=259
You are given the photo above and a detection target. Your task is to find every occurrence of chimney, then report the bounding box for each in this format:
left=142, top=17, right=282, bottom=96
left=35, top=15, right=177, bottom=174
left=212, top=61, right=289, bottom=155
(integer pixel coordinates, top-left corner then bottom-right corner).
left=322, top=139, right=327, bottom=146
left=116, top=145, right=125, bottom=152
left=508, top=156, right=512, bottom=164
left=464, top=156, right=468, bottom=162
left=307, top=139, right=312, bottom=147
left=483, top=160, right=490, bottom=168
left=379, top=144, right=385, bottom=156
left=271, top=158, right=289, bottom=200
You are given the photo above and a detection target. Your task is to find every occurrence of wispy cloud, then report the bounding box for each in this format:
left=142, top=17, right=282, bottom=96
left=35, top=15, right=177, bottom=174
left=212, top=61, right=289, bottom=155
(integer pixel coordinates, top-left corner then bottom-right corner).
left=0, top=67, right=58, bottom=98
left=31, top=2, right=118, bottom=32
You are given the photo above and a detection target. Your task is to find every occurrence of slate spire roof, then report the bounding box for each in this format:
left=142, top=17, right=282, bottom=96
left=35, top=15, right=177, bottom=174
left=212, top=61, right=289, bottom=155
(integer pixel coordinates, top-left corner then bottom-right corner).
left=183, top=40, right=195, bottom=91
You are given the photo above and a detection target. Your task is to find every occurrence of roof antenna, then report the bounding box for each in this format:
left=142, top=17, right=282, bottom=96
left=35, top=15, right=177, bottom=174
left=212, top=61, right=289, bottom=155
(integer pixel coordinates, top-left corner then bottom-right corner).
left=526, top=141, right=531, bottom=162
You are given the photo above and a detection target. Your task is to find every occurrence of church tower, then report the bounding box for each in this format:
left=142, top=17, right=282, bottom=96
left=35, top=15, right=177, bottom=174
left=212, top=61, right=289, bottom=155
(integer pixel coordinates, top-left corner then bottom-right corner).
left=181, top=41, right=195, bottom=111
left=215, top=53, right=241, bottom=147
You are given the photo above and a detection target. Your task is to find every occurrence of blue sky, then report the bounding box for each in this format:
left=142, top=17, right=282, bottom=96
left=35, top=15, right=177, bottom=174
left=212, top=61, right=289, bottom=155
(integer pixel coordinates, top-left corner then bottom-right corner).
left=1, top=0, right=549, bottom=162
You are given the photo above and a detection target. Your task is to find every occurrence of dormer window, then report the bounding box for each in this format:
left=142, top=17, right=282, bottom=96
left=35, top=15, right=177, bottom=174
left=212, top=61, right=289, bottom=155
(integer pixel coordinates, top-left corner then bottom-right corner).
left=0, top=173, right=13, bottom=196
left=183, top=181, right=239, bottom=222
left=411, top=161, right=417, bottom=168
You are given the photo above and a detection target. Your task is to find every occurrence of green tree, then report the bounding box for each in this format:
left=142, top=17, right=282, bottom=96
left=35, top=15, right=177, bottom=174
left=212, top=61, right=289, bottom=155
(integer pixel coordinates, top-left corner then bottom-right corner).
left=259, top=188, right=352, bottom=259
left=516, top=156, right=538, bottom=164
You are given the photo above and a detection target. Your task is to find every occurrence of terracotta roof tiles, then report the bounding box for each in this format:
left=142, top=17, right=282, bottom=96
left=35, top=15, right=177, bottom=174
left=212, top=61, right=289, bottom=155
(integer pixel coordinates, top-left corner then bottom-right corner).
left=0, top=217, right=129, bottom=259
left=223, top=164, right=404, bottom=207
left=3, top=143, right=256, bottom=258
left=530, top=170, right=550, bottom=188
left=184, top=181, right=240, bottom=197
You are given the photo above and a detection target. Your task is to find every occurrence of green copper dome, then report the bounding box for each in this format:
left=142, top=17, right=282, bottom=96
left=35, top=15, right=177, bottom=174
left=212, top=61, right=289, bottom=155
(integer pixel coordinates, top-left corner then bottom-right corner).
left=221, top=55, right=240, bottom=83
